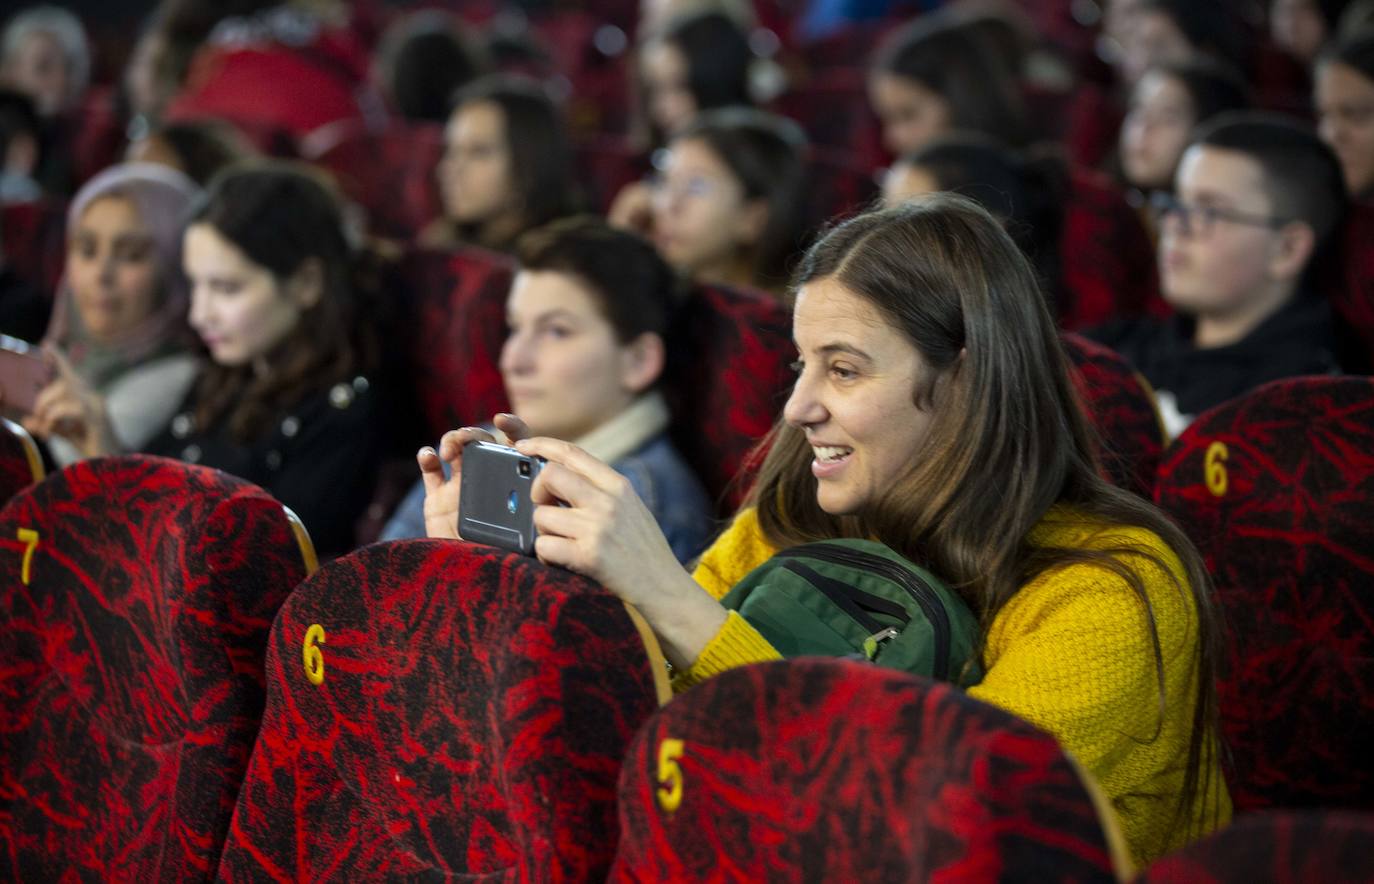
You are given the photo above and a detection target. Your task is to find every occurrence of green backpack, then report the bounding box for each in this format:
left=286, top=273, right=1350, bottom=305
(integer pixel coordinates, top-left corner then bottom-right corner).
left=719, top=539, right=984, bottom=687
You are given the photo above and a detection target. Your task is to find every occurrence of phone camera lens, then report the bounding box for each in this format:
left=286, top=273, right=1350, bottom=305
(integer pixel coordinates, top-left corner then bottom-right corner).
left=518, top=460, right=532, bottom=478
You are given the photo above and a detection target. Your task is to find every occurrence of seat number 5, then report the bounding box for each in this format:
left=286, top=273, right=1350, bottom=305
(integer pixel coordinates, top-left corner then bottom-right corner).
left=303, top=624, right=326, bottom=685
left=657, top=738, right=685, bottom=813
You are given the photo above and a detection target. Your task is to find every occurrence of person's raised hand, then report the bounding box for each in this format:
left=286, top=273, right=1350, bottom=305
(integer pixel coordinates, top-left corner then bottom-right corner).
left=418, top=412, right=533, bottom=540
left=517, top=434, right=727, bottom=667
left=608, top=180, right=654, bottom=237
left=23, top=346, right=116, bottom=458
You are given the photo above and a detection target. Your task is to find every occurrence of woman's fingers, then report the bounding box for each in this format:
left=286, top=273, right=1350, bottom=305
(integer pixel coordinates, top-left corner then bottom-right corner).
left=530, top=460, right=609, bottom=509
left=42, top=344, right=80, bottom=383
left=492, top=412, right=532, bottom=443
left=417, top=446, right=446, bottom=495
left=29, top=379, right=67, bottom=421
left=437, top=426, right=496, bottom=462
left=533, top=533, right=579, bottom=570
left=531, top=501, right=586, bottom=539
left=517, top=437, right=626, bottom=494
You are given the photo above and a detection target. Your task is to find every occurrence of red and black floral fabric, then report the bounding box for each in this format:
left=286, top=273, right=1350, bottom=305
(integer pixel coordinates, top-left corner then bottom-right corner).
left=1154, top=376, right=1374, bottom=811
left=402, top=246, right=516, bottom=439
left=1063, top=331, right=1165, bottom=499
left=1136, top=810, right=1374, bottom=883
left=305, top=120, right=445, bottom=240
left=664, top=283, right=795, bottom=510
left=1327, top=200, right=1374, bottom=373
left=609, top=659, right=1119, bottom=882
left=1059, top=167, right=1164, bottom=330
left=0, top=198, right=66, bottom=296
left=0, top=455, right=311, bottom=880
left=0, top=417, right=43, bottom=508
left=217, top=539, right=667, bottom=881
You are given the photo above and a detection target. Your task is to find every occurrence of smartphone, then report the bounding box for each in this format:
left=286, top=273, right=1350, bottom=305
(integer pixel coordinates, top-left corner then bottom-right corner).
left=458, top=441, right=546, bottom=556
left=0, top=336, right=53, bottom=415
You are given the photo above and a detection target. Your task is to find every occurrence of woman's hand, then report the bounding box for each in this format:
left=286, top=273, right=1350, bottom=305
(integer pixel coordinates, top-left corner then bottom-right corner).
left=607, top=180, right=654, bottom=237
left=22, top=347, right=118, bottom=458
left=418, top=412, right=531, bottom=540
left=516, top=436, right=727, bottom=668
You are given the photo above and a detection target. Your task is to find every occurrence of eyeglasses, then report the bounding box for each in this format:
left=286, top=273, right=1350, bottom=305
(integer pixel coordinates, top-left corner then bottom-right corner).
left=1149, top=191, right=1289, bottom=237
left=647, top=173, right=722, bottom=205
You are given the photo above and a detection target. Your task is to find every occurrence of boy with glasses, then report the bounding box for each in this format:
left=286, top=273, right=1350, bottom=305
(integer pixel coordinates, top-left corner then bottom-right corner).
left=1090, top=112, right=1345, bottom=438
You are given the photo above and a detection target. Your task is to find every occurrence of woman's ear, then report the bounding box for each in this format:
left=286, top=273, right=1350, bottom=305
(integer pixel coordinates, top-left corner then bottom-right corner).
left=619, top=331, right=666, bottom=394
left=287, top=258, right=324, bottom=309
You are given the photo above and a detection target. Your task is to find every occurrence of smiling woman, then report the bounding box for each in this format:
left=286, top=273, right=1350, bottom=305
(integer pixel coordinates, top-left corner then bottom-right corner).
left=427, top=194, right=1232, bottom=867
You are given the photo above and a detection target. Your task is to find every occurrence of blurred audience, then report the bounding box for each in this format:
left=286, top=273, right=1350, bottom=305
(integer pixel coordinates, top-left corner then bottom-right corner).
left=372, top=10, right=490, bottom=124
left=125, top=119, right=256, bottom=187
left=883, top=133, right=1066, bottom=313
left=1118, top=58, right=1251, bottom=225
left=868, top=13, right=1030, bottom=157
left=424, top=75, right=579, bottom=253
left=0, top=88, right=42, bottom=203
left=611, top=107, right=807, bottom=293
left=0, top=5, right=89, bottom=119
left=637, top=10, right=755, bottom=147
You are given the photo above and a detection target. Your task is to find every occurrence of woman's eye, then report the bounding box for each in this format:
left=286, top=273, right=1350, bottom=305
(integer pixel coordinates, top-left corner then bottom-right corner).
left=830, top=364, right=857, bottom=380
left=544, top=325, right=573, bottom=339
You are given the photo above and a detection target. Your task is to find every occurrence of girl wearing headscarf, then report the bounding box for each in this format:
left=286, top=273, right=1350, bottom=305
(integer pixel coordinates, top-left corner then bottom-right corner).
left=23, top=162, right=202, bottom=465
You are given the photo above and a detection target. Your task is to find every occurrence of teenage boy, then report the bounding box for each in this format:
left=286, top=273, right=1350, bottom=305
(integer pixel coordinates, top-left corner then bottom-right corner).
left=1091, top=111, right=1345, bottom=438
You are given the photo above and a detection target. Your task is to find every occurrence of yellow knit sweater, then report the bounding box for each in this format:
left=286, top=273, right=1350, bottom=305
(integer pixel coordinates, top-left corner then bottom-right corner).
left=678, top=507, right=1231, bottom=868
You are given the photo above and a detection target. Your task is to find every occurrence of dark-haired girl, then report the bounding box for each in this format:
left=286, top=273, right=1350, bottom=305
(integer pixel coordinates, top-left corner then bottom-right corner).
left=424, top=75, right=579, bottom=253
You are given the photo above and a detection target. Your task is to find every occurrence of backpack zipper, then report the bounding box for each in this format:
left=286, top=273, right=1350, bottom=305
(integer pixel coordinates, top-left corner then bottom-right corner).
left=776, top=544, right=953, bottom=681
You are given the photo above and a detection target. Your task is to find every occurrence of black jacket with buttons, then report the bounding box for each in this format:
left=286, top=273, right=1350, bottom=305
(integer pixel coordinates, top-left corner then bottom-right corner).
left=144, top=375, right=385, bottom=559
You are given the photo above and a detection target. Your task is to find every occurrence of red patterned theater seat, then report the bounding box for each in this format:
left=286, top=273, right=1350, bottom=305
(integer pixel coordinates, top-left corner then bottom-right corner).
left=304, top=120, right=445, bottom=240
left=574, top=136, right=651, bottom=215
left=0, top=198, right=67, bottom=295
left=664, top=282, right=794, bottom=510
left=217, top=540, right=670, bottom=881
left=401, top=246, right=516, bottom=439
left=1059, top=167, right=1164, bottom=330
left=0, top=455, right=315, bottom=880
left=1154, top=376, right=1374, bottom=811
left=1063, top=332, right=1165, bottom=499
left=1136, top=811, right=1374, bottom=884
left=0, top=417, right=44, bottom=507
left=609, top=659, right=1124, bottom=882
left=1327, top=200, right=1374, bottom=373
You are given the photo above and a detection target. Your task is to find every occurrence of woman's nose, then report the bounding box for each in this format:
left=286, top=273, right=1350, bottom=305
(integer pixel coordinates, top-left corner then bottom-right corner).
left=782, top=371, right=827, bottom=428
left=499, top=333, right=535, bottom=375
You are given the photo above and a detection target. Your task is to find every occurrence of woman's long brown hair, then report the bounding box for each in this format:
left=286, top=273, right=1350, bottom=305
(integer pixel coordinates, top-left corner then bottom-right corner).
left=745, top=194, right=1224, bottom=840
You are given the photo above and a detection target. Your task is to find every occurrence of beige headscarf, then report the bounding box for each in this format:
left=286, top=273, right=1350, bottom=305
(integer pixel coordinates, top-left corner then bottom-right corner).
left=42, top=162, right=201, bottom=389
